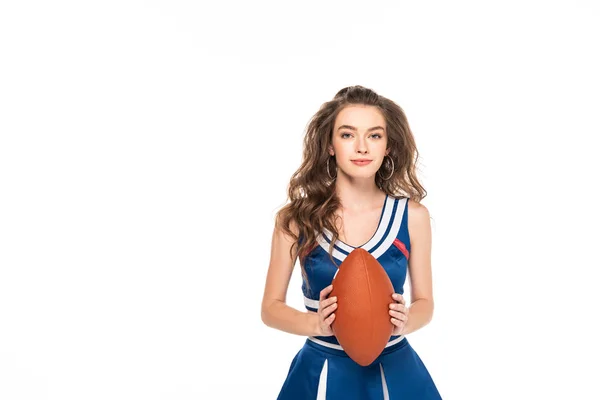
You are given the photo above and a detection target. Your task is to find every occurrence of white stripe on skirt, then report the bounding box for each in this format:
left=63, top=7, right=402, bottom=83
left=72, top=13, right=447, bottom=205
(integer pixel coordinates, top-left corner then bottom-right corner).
left=380, top=363, right=390, bottom=400
left=316, top=359, right=328, bottom=399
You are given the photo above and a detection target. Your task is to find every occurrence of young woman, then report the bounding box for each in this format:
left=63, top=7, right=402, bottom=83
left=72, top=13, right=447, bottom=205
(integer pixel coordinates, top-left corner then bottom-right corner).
left=261, top=85, right=442, bottom=399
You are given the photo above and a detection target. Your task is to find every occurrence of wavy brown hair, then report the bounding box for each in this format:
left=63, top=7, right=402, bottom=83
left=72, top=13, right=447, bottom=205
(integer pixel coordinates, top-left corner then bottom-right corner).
left=274, top=85, right=427, bottom=288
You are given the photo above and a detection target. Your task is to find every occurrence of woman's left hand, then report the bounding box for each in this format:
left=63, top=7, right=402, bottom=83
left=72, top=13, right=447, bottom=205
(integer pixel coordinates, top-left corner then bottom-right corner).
left=389, top=293, right=409, bottom=335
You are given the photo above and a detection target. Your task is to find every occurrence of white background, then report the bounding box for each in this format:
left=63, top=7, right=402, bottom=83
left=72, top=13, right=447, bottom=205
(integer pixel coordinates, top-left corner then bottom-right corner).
left=1, top=1, right=599, bottom=399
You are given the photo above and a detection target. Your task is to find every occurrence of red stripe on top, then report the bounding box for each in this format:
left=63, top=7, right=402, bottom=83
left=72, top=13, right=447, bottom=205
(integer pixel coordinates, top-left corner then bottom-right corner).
left=393, top=238, right=409, bottom=259
left=301, top=241, right=319, bottom=259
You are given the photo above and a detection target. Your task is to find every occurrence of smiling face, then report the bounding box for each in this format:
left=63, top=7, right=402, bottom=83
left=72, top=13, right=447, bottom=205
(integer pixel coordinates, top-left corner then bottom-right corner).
left=328, top=105, right=389, bottom=180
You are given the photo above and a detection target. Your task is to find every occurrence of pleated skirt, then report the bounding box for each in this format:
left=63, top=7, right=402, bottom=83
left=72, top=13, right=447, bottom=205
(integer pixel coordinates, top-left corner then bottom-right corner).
left=277, top=336, right=442, bottom=400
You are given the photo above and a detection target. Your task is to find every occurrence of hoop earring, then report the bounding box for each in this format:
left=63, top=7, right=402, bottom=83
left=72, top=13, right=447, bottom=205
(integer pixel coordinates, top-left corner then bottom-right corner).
left=326, top=156, right=336, bottom=180
left=378, top=156, right=394, bottom=181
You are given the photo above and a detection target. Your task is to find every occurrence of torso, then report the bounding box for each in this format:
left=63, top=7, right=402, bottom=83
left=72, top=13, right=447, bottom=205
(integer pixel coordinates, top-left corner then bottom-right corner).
left=301, top=193, right=412, bottom=346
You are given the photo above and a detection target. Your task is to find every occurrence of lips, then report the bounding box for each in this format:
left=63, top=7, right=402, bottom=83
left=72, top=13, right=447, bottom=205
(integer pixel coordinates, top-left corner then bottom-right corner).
left=351, top=160, right=372, bottom=166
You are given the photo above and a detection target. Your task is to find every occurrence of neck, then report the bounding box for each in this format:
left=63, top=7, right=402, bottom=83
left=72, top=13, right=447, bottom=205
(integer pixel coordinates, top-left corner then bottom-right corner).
left=334, top=174, right=385, bottom=212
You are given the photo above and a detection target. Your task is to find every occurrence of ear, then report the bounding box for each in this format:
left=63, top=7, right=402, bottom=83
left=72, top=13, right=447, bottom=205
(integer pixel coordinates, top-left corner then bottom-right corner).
left=385, top=148, right=390, bottom=156
left=328, top=146, right=334, bottom=156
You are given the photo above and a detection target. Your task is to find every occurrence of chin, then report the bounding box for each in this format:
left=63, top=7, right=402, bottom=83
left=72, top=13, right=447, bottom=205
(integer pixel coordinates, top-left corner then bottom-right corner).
left=344, top=170, right=377, bottom=179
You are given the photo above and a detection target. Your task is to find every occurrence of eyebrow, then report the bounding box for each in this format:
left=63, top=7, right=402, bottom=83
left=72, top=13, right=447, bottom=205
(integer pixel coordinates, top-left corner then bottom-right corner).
left=337, top=125, right=385, bottom=132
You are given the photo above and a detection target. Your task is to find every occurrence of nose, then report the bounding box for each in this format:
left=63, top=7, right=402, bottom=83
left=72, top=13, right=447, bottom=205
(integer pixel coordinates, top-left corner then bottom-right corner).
left=356, top=136, right=368, bottom=154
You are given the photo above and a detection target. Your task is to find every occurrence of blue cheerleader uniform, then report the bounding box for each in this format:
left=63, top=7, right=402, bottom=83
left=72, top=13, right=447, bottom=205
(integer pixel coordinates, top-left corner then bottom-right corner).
left=277, top=195, right=442, bottom=399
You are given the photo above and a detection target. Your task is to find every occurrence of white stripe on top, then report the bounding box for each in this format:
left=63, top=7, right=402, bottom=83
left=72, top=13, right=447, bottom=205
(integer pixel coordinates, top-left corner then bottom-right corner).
left=316, top=233, right=350, bottom=262
left=314, top=196, right=407, bottom=263
left=307, top=334, right=405, bottom=351
left=304, top=296, right=320, bottom=309
left=321, top=194, right=394, bottom=253
left=370, top=197, right=407, bottom=259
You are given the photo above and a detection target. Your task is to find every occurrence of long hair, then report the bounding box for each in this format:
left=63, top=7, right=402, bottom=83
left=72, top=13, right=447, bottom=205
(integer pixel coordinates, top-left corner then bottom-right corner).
left=275, top=85, right=427, bottom=288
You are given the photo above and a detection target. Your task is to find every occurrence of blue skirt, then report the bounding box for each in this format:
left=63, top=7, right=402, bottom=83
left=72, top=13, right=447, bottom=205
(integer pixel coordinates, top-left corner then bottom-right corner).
left=277, top=336, right=442, bottom=399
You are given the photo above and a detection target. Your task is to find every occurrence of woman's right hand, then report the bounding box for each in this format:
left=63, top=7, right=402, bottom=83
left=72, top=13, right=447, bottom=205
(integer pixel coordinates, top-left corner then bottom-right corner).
left=315, top=284, right=337, bottom=337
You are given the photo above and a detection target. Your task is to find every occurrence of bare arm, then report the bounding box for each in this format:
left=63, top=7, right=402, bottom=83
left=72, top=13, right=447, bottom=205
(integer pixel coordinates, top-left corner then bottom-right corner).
left=402, top=200, right=435, bottom=335
left=261, top=219, right=321, bottom=337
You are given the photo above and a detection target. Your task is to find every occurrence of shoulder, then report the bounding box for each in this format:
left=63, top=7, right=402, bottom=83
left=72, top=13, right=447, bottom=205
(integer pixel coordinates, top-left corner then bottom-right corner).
left=274, top=212, right=301, bottom=244
left=407, top=198, right=430, bottom=219
left=406, top=198, right=431, bottom=237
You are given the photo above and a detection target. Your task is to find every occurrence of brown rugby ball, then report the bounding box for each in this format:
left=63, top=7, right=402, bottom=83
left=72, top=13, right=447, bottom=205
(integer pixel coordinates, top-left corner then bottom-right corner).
left=329, top=247, right=395, bottom=366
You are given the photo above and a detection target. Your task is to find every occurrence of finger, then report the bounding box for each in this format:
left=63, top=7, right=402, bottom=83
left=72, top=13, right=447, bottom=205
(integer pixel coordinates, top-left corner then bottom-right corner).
left=392, top=293, right=405, bottom=304
left=389, top=303, right=408, bottom=313
left=321, top=302, right=338, bottom=318
left=320, top=285, right=334, bottom=301
left=391, top=317, right=405, bottom=327
left=326, top=313, right=336, bottom=324
left=389, top=310, right=407, bottom=321
left=321, top=296, right=337, bottom=308
left=391, top=324, right=405, bottom=336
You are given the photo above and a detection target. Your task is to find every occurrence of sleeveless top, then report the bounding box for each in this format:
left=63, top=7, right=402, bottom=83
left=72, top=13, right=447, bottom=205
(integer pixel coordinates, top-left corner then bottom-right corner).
left=299, top=194, right=411, bottom=347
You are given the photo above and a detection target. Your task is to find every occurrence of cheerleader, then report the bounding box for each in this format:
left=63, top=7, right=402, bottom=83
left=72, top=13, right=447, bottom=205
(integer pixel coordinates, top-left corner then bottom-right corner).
left=261, top=85, right=443, bottom=399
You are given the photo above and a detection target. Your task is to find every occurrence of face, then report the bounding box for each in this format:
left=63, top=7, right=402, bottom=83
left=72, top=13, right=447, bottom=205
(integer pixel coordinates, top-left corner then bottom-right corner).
left=329, top=105, right=389, bottom=180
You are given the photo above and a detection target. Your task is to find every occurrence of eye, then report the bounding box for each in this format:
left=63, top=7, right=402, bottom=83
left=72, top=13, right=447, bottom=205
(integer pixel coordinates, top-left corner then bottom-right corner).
left=340, top=132, right=383, bottom=139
